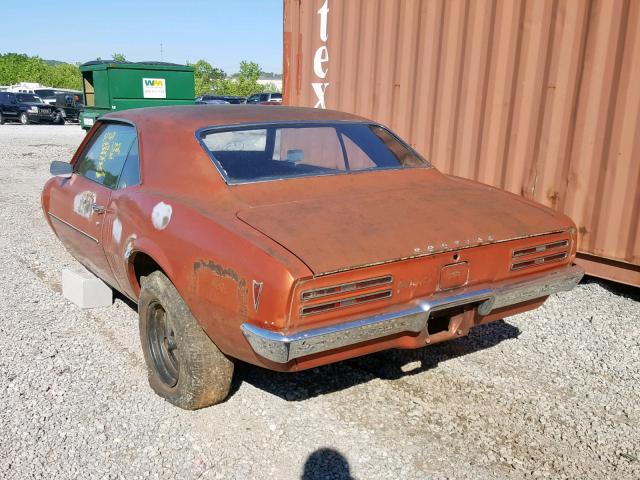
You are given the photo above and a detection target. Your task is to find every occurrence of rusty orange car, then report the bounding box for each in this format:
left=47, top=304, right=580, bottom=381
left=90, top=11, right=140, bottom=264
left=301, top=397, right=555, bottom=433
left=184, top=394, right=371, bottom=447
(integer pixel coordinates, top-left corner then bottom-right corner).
left=42, top=105, right=584, bottom=409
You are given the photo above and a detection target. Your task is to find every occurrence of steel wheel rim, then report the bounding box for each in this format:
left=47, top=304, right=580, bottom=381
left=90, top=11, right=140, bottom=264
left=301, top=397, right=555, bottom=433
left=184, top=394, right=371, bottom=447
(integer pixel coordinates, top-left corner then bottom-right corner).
left=147, top=301, right=179, bottom=387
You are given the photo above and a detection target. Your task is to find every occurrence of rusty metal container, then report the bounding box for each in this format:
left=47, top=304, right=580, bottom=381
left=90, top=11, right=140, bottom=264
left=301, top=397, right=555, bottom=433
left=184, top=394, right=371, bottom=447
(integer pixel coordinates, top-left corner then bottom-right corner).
left=283, top=0, right=640, bottom=286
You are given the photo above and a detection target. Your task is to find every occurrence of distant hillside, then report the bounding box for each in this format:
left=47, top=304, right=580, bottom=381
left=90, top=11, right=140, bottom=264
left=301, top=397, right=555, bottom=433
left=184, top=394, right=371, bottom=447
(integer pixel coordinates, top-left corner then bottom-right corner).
left=0, top=53, right=81, bottom=89
left=44, top=59, right=67, bottom=66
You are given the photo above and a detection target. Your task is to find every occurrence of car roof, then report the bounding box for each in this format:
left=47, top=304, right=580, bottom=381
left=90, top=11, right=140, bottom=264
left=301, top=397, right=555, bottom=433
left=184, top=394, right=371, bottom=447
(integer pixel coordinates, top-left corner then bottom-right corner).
left=103, top=105, right=368, bottom=130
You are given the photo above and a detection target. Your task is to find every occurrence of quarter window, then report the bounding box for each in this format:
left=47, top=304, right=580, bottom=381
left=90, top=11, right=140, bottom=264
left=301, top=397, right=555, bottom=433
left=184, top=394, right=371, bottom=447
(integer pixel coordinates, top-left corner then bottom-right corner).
left=74, top=123, right=137, bottom=189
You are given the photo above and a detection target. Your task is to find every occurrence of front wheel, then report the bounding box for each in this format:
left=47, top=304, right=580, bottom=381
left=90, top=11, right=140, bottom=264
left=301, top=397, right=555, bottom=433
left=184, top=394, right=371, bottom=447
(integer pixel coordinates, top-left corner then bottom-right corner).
left=138, top=271, right=234, bottom=409
left=19, top=112, right=29, bottom=125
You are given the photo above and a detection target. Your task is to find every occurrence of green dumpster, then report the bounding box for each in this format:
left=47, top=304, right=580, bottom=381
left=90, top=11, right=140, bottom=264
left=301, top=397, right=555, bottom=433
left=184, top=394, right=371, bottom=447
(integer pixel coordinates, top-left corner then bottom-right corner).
left=79, top=61, right=195, bottom=129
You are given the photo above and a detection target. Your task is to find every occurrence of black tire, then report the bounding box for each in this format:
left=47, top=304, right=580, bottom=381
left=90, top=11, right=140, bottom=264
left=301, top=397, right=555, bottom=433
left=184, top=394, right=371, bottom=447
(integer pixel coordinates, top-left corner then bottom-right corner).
left=56, top=113, right=65, bottom=125
left=19, top=112, right=29, bottom=125
left=0, top=112, right=4, bottom=125
left=138, top=271, right=234, bottom=409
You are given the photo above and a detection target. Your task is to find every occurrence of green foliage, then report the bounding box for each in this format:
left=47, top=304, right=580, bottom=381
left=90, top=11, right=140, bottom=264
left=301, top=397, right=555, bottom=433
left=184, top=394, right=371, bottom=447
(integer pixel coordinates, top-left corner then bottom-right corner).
left=188, top=59, right=226, bottom=96
left=0, top=53, right=82, bottom=90
left=1, top=52, right=280, bottom=99
left=211, top=61, right=277, bottom=97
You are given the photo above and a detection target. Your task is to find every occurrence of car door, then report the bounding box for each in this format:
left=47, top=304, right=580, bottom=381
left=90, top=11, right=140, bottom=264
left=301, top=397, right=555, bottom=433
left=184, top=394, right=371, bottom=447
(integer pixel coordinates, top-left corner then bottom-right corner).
left=4, top=94, right=20, bottom=120
left=100, top=136, right=142, bottom=298
left=47, top=122, right=137, bottom=288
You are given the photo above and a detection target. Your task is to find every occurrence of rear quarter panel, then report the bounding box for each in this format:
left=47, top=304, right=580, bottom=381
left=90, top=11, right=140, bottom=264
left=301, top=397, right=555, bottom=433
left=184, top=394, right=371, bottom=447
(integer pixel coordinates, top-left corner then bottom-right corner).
left=106, top=190, right=311, bottom=362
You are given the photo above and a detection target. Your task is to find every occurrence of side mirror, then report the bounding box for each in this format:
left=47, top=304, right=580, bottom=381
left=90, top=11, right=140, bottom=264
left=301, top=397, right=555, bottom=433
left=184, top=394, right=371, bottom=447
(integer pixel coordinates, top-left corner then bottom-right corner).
left=50, top=160, right=73, bottom=178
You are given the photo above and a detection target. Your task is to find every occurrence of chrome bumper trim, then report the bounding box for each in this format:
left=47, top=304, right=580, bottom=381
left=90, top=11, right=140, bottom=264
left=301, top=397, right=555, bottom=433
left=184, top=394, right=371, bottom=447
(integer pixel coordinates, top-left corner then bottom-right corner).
left=241, top=264, right=584, bottom=363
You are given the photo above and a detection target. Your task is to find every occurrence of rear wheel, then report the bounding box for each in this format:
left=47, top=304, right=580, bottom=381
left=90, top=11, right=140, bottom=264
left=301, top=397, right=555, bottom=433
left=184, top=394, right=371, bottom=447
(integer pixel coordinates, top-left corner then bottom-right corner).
left=138, top=271, right=234, bottom=409
left=19, top=112, right=29, bottom=125
left=0, top=112, right=4, bottom=125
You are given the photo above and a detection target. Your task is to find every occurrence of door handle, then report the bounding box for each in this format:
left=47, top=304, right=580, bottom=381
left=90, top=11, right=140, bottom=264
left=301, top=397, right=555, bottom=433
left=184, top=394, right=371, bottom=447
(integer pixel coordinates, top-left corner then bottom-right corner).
left=91, top=203, right=107, bottom=214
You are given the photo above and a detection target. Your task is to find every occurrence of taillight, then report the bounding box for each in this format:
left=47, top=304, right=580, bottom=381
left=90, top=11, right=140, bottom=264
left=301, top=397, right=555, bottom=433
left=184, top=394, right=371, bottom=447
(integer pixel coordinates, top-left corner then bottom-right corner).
left=511, top=240, right=569, bottom=271
left=512, top=240, right=568, bottom=258
left=300, top=275, right=393, bottom=316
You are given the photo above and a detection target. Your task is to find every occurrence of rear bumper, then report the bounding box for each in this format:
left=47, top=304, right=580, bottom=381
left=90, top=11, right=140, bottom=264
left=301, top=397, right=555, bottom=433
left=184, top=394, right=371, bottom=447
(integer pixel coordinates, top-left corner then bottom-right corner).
left=241, top=264, right=584, bottom=364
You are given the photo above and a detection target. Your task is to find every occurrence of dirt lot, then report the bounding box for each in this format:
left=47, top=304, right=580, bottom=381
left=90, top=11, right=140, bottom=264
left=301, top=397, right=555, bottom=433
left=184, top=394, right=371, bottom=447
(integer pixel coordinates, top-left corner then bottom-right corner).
left=0, top=124, right=639, bottom=479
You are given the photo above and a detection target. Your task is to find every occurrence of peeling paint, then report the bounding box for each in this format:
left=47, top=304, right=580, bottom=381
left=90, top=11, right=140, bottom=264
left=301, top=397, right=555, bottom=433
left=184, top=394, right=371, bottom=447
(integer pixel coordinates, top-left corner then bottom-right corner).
left=112, top=218, right=122, bottom=244
left=124, top=234, right=137, bottom=259
left=73, top=191, right=96, bottom=219
left=193, top=260, right=248, bottom=319
left=151, top=202, right=172, bottom=230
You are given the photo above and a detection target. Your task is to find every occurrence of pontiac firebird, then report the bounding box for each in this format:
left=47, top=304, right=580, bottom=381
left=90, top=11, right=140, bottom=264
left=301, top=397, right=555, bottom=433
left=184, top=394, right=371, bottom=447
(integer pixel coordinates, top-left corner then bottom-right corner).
left=42, top=105, right=584, bottom=409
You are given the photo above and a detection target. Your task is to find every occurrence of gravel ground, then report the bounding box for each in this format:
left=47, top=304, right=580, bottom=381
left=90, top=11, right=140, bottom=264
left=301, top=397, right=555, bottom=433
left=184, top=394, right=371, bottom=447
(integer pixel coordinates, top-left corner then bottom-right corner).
left=0, top=124, right=639, bottom=480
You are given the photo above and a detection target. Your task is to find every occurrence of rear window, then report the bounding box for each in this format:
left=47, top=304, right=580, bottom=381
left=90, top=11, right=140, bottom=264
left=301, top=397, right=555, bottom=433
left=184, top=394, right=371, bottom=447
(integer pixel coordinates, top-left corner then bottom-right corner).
left=199, top=122, right=428, bottom=184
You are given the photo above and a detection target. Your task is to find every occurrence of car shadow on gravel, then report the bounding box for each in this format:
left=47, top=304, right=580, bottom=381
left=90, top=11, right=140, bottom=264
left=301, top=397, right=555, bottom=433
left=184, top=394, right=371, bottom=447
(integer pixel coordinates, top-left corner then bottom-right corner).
left=232, top=320, right=520, bottom=401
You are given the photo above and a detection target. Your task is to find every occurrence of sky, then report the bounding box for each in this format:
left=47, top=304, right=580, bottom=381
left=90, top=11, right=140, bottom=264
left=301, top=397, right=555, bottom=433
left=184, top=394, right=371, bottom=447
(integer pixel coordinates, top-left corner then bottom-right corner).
left=0, top=0, right=283, bottom=74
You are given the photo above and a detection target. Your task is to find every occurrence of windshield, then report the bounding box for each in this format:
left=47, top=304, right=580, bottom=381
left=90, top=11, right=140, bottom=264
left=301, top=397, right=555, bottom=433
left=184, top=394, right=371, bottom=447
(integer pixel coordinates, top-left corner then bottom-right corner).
left=200, top=122, right=429, bottom=184
left=16, top=93, right=43, bottom=103
left=34, top=89, right=56, bottom=99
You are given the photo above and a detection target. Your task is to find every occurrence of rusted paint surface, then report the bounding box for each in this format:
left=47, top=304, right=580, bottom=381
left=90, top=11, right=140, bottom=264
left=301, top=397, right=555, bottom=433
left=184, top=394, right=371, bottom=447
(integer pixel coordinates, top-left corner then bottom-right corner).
left=283, top=0, right=640, bottom=286
left=42, top=105, right=578, bottom=372
left=193, top=260, right=249, bottom=325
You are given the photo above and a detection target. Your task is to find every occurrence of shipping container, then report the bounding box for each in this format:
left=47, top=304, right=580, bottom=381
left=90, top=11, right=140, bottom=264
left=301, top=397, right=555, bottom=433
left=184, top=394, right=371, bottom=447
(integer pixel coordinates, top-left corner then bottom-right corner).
left=283, top=0, right=640, bottom=286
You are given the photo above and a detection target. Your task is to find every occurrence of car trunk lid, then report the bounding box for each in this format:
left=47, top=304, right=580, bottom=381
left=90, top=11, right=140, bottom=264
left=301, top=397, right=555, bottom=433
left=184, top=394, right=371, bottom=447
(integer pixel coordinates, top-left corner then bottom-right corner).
left=234, top=169, right=571, bottom=275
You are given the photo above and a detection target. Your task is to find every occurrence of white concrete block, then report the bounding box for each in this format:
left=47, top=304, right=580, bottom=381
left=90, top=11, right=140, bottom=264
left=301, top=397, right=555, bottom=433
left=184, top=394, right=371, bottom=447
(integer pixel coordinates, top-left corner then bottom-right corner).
left=62, top=268, right=112, bottom=308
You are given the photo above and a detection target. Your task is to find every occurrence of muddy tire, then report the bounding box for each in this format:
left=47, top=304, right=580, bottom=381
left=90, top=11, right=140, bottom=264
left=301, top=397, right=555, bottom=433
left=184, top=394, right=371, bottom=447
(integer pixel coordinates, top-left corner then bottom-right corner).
left=138, top=271, right=234, bottom=409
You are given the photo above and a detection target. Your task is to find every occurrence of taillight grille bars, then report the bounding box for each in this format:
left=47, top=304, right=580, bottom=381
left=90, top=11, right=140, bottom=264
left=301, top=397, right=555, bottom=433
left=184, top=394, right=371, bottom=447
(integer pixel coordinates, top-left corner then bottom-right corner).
left=301, top=275, right=393, bottom=301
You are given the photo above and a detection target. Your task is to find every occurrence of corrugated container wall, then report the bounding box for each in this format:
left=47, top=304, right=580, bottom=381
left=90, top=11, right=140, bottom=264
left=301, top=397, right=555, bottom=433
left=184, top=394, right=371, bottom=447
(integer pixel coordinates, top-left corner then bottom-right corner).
left=283, top=0, right=640, bottom=286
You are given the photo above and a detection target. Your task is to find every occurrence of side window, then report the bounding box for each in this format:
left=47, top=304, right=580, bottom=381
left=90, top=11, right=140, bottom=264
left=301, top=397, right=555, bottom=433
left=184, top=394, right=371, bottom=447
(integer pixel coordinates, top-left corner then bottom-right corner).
left=117, top=138, right=141, bottom=189
left=74, top=123, right=137, bottom=189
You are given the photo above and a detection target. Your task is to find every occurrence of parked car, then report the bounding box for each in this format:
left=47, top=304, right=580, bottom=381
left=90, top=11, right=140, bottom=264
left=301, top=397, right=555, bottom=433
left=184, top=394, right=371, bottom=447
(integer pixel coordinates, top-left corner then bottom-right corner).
left=42, top=105, right=584, bottom=409
left=33, top=88, right=84, bottom=123
left=195, top=97, right=229, bottom=105
left=197, top=94, right=245, bottom=104
left=245, top=92, right=282, bottom=104
left=53, top=92, right=84, bottom=123
left=0, top=92, right=58, bottom=124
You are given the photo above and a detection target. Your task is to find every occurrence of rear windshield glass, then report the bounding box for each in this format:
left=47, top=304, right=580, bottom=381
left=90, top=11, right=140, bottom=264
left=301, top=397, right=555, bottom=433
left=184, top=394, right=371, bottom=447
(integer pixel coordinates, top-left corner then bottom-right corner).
left=200, top=123, right=428, bottom=183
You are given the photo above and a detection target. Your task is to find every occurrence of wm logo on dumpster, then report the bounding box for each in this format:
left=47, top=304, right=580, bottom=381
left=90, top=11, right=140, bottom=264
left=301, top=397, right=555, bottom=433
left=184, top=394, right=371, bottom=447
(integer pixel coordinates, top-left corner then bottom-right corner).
left=142, top=78, right=166, bottom=99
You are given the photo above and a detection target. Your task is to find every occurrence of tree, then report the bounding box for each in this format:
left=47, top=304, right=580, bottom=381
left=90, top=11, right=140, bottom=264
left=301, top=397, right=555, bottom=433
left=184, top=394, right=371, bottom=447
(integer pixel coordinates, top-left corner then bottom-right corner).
left=49, top=63, right=82, bottom=89
left=112, top=53, right=126, bottom=62
left=190, top=59, right=226, bottom=96
left=0, top=53, right=81, bottom=89
left=212, top=61, right=277, bottom=97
